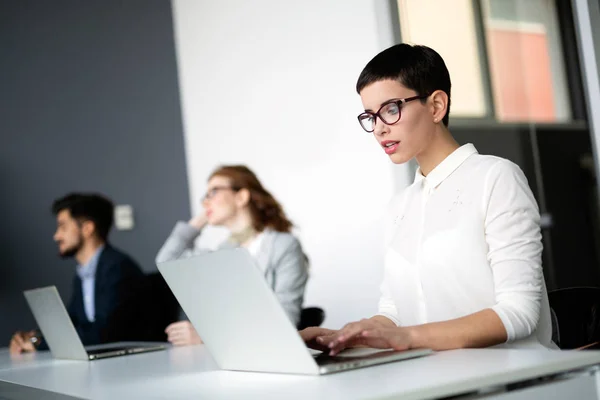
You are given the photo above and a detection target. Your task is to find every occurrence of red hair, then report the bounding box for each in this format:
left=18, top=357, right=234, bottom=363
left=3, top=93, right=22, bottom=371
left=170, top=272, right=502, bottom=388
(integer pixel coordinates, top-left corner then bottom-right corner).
left=209, top=165, right=293, bottom=233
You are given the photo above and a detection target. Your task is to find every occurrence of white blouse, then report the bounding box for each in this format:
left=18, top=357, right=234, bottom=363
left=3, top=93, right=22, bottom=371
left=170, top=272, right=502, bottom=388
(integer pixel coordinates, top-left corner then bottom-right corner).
left=379, top=144, right=554, bottom=348
left=246, top=231, right=265, bottom=260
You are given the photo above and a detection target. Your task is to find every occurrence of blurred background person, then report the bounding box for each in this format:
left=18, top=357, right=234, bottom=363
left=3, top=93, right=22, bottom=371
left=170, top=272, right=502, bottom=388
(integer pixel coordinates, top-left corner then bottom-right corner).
left=156, top=165, right=308, bottom=346
left=9, top=193, right=144, bottom=354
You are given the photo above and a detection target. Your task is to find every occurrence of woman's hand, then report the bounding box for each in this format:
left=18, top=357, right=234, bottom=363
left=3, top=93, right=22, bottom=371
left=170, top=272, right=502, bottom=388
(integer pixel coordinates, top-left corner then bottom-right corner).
left=355, top=327, right=413, bottom=352
left=188, top=212, right=208, bottom=230
left=298, top=327, right=338, bottom=352
left=322, top=317, right=402, bottom=355
left=165, top=321, right=203, bottom=346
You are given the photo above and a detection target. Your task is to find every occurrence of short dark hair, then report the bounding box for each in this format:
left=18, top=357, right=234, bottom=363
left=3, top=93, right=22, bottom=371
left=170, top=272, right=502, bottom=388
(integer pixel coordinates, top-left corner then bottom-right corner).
left=52, top=193, right=114, bottom=241
left=356, top=43, right=452, bottom=126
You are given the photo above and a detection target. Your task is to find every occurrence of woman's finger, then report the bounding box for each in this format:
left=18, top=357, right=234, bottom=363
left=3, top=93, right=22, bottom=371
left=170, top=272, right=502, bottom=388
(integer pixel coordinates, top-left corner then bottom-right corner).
left=169, top=337, right=187, bottom=346
left=167, top=331, right=187, bottom=342
left=165, top=322, right=181, bottom=334
left=329, top=322, right=369, bottom=348
left=316, top=332, right=338, bottom=346
left=299, top=327, right=335, bottom=342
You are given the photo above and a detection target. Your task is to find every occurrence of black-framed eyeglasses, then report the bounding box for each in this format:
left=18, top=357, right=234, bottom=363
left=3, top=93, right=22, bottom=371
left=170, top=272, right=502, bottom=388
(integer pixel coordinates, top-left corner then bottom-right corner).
left=357, top=95, right=429, bottom=133
left=202, top=186, right=239, bottom=201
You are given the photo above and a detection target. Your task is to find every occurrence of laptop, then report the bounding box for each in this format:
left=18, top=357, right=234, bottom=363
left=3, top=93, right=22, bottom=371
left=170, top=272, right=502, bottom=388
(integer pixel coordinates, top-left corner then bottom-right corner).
left=156, top=248, right=432, bottom=375
left=23, top=286, right=166, bottom=361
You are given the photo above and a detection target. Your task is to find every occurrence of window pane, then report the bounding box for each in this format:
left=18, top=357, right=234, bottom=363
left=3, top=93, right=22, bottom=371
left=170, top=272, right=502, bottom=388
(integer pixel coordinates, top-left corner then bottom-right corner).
left=481, top=0, right=572, bottom=122
left=397, top=0, right=488, bottom=118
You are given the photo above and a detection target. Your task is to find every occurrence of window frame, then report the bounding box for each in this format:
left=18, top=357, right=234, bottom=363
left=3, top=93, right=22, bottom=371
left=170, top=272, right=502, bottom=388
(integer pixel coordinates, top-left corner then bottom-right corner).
left=388, top=0, right=587, bottom=129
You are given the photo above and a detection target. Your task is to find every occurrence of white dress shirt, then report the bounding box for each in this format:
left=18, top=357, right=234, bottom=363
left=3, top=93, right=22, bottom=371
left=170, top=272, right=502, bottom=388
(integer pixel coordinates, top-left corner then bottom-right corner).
left=379, top=144, right=554, bottom=348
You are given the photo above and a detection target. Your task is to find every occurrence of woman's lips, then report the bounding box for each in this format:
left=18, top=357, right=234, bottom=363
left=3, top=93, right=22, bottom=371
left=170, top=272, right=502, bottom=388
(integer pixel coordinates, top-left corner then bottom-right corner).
left=381, top=141, right=399, bottom=155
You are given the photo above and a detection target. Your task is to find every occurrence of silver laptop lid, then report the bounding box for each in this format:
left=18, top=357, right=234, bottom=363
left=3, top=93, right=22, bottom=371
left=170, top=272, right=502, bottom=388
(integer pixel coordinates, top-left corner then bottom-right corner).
left=157, top=248, right=319, bottom=375
left=24, top=286, right=89, bottom=361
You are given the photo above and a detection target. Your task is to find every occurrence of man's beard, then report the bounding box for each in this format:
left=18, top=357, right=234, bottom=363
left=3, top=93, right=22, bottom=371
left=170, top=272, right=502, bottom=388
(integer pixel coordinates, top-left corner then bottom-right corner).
left=58, top=237, right=83, bottom=259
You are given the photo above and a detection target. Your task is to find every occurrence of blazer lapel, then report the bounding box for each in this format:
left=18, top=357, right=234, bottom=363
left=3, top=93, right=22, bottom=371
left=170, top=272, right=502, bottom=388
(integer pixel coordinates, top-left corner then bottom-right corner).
left=92, top=246, right=110, bottom=306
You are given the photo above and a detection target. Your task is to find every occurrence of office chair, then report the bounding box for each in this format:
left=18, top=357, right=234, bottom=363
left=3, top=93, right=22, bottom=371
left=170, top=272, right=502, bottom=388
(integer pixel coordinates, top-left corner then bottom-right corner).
left=107, top=272, right=180, bottom=342
left=548, top=287, right=600, bottom=349
left=136, top=272, right=181, bottom=341
left=297, top=307, right=325, bottom=330
left=296, top=255, right=326, bottom=330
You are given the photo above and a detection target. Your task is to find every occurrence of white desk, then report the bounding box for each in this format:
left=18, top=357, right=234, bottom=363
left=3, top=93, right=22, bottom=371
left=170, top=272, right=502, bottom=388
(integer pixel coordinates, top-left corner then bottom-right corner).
left=1, top=345, right=600, bottom=400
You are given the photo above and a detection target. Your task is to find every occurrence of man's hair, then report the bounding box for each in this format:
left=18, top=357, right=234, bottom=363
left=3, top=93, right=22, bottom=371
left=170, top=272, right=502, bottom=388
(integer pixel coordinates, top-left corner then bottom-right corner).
left=356, top=43, right=452, bottom=126
left=52, top=193, right=114, bottom=241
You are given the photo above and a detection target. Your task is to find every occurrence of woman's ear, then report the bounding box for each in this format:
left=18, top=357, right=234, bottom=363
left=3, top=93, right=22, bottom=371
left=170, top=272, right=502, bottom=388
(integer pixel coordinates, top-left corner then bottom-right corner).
left=430, top=90, right=448, bottom=124
left=235, top=188, right=251, bottom=208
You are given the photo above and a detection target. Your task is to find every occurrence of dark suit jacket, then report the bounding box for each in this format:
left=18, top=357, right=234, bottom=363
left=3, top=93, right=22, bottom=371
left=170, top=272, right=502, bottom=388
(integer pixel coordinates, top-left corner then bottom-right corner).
left=66, top=245, right=144, bottom=345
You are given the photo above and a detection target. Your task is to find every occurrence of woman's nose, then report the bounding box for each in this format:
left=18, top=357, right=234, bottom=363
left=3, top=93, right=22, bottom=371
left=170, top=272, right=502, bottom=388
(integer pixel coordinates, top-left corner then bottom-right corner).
left=373, top=117, right=388, bottom=136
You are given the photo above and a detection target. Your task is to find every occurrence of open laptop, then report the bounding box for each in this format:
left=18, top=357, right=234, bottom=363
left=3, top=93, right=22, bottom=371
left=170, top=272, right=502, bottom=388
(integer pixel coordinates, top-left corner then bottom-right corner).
left=23, top=286, right=166, bottom=361
left=157, top=248, right=432, bottom=375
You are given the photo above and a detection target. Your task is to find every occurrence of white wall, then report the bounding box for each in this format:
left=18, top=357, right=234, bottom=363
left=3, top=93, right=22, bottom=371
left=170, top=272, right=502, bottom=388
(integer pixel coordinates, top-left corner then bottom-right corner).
left=171, top=0, right=411, bottom=328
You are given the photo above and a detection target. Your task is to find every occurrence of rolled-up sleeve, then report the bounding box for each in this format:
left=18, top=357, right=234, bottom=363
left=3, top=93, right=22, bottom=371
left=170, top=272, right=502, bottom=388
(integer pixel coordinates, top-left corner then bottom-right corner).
left=484, top=160, right=544, bottom=342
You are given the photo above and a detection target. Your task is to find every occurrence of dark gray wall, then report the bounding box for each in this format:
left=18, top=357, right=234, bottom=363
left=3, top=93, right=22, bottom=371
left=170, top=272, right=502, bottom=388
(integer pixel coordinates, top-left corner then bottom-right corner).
left=0, top=0, right=190, bottom=344
left=453, top=126, right=599, bottom=292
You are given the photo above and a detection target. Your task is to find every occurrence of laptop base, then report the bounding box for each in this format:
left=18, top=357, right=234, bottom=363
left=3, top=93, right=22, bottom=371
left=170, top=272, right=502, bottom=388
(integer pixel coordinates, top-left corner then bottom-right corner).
left=314, top=348, right=433, bottom=375
left=88, top=344, right=167, bottom=360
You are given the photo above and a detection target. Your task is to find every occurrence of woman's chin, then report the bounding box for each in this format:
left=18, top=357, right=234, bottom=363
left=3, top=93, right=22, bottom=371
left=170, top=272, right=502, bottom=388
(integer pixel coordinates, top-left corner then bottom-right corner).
left=389, top=152, right=412, bottom=165
left=206, top=217, right=220, bottom=226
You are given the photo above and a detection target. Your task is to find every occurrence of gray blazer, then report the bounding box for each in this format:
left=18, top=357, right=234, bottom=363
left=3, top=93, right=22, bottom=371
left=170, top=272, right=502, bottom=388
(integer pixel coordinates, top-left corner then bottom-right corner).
left=155, top=222, right=308, bottom=326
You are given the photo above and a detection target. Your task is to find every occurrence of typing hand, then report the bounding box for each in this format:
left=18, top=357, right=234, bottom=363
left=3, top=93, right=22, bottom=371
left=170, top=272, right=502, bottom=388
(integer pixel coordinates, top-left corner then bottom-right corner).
left=165, top=321, right=203, bottom=346
left=9, top=330, right=38, bottom=355
left=322, top=318, right=404, bottom=356
left=353, top=327, right=413, bottom=352
left=299, top=327, right=338, bottom=352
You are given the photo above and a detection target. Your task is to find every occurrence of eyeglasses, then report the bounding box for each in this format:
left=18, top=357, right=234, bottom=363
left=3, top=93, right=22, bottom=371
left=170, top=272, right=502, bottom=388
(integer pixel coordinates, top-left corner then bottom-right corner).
left=357, top=95, right=429, bottom=133
left=202, top=186, right=238, bottom=201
